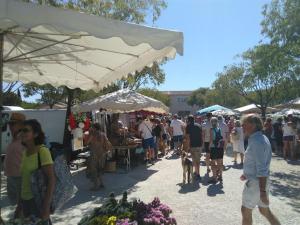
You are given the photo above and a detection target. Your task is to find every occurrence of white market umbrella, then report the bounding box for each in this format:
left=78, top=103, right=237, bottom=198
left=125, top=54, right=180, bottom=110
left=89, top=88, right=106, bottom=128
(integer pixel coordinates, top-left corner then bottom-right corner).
left=0, top=0, right=183, bottom=91
left=273, top=108, right=300, bottom=116
left=275, top=97, right=300, bottom=109
left=73, top=89, right=169, bottom=114
left=235, top=104, right=278, bottom=114
left=212, top=109, right=239, bottom=116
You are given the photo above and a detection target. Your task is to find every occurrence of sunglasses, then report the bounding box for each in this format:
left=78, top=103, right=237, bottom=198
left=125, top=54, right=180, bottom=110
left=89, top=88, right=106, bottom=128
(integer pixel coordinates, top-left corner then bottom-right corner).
left=20, top=128, right=31, bottom=133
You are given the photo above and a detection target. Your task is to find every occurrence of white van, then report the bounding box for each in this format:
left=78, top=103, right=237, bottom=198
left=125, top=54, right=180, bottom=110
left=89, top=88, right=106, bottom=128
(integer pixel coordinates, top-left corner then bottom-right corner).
left=1, top=107, right=67, bottom=155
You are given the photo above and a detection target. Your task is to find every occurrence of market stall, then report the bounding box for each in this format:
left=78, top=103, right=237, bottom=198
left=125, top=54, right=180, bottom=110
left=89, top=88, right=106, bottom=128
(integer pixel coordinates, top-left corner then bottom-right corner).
left=72, top=89, right=169, bottom=171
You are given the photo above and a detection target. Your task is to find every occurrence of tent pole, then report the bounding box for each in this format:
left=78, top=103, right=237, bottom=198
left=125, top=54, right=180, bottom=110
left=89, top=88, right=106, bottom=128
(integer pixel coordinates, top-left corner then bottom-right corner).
left=0, top=32, right=4, bottom=223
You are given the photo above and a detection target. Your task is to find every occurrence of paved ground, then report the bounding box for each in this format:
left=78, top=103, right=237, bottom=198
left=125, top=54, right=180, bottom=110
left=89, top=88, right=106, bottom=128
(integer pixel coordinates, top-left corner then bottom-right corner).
left=1, top=150, right=300, bottom=225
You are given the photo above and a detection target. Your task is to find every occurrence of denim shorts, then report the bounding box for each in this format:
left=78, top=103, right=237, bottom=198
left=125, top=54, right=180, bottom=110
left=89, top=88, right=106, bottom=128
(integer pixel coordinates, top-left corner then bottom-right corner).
left=283, top=135, right=294, bottom=142
left=173, top=135, right=183, bottom=143
left=142, top=137, right=155, bottom=149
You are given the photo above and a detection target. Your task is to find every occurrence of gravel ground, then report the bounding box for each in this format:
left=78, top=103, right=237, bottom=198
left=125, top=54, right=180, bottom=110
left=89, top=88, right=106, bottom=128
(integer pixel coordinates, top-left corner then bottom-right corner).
left=1, top=151, right=300, bottom=225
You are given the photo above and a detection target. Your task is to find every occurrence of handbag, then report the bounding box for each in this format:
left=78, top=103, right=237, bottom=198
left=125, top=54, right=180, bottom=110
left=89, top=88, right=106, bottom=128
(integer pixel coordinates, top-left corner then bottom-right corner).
left=31, top=150, right=78, bottom=213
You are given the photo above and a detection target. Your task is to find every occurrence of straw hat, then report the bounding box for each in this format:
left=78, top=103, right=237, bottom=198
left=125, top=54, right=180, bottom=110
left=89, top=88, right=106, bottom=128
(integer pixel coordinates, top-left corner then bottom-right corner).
left=8, top=113, right=26, bottom=123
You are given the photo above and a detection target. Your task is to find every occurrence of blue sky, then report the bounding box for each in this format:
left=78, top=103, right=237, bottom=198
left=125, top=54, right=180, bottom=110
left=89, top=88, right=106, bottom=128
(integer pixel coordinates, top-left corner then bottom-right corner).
left=155, top=0, right=271, bottom=91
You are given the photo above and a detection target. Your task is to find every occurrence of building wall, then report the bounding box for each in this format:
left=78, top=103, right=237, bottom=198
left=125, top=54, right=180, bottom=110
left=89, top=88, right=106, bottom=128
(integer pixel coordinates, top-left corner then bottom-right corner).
left=162, top=91, right=198, bottom=116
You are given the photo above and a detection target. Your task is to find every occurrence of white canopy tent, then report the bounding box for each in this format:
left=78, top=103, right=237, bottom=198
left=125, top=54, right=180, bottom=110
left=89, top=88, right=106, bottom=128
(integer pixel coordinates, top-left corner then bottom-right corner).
left=212, top=109, right=239, bottom=116
left=0, top=0, right=183, bottom=91
left=235, top=104, right=278, bottom=114
left=275, top=97, right=300, bottom=109
left=73, top=89, right=169, bottom=114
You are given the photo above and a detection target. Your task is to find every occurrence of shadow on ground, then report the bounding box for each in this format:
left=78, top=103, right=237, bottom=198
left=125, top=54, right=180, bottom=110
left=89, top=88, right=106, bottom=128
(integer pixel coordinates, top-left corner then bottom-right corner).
left=224, top=163, right=243, bottom=171
left=207, top=182, right=224, bottom=197
left=270, top=170, right=300, bottom=213
left=177, top=181, right=200, bottom=194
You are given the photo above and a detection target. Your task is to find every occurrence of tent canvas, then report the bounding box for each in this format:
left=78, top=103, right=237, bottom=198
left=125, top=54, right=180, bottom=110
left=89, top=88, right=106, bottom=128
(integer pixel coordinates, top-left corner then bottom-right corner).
left=275, top=97, right=300, bottom=110
left=197, top=105, right=232, bottom=115
left=72, top=89, right=169, bottom=114
left=0, top=0, right=183, bottom=91
left=235, top=104, right=278, bottom=114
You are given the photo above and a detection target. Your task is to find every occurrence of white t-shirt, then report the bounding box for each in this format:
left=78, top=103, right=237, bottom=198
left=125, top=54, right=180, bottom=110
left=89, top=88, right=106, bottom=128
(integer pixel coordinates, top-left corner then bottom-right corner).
left=282, top=123, right=295, bottom=137
left=219, top=122, right=229, bottom=140
left=202, top=121, right=212, bottom=142
left=138, top=120, right=153, bottom=139
left=170, top=119, right=184, bottom=136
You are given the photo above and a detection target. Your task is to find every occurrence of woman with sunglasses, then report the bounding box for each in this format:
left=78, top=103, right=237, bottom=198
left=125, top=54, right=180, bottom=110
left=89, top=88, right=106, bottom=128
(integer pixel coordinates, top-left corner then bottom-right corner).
left=18, top=119, right=56, bottom=224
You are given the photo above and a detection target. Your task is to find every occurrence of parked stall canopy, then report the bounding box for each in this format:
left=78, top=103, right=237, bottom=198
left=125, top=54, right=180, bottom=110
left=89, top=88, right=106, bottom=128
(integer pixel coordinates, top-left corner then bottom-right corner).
left=73, top=89, right=169, bottom=114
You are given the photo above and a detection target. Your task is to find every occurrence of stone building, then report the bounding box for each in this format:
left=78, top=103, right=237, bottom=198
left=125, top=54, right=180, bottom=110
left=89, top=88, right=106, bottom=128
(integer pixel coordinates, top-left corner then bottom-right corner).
left=162, top=91, right=198, bottom=116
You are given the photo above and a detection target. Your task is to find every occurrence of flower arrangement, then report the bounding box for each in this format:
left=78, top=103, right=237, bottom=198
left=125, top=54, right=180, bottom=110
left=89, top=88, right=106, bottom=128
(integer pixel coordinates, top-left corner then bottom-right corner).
left=68, top=112, right=91, bottom=131
left=78, top=192, right=176, bottom=225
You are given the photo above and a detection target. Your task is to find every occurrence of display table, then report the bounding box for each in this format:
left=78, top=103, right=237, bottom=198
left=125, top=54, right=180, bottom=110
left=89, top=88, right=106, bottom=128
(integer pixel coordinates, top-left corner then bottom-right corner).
left=112, top=145, right=138, bottom=171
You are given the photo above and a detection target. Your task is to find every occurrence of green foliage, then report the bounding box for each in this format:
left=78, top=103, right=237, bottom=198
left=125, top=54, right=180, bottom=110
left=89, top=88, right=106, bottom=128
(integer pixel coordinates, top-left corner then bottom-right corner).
left=20, top=101, right=41, bottom=109
left=22, top=83, right=66, bottom=108
left=121, top=62, right=166, bottom=90
left=187, top=87, right=209, bottom=107
left=3, top=92, right=22, bottom=106
left=138, top=88, right=170, bottom=106
left=66, top=0, right=167, bottom=24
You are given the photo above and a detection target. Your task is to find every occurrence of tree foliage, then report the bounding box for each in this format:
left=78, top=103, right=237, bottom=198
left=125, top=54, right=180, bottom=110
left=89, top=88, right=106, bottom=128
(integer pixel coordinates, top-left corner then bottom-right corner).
left=187, top=88, right=209, bottom=107
left=3, top=92, right=22, bottom=106
left=22, top=83, right=66, bottom=109
left=138, top=88, right=170, bottom=107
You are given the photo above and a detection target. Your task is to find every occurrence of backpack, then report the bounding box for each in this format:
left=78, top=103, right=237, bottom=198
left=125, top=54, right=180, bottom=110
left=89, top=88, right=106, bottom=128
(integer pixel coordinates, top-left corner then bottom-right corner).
left=213, top=128, right=224, bottom=148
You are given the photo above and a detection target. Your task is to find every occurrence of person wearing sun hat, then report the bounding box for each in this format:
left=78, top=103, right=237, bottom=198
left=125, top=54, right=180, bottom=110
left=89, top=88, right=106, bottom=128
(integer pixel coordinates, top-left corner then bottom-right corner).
left=4, top=112, right=26, bottom=217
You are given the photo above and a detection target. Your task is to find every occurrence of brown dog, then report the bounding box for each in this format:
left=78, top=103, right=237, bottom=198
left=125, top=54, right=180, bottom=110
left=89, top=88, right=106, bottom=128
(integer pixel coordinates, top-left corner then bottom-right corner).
left=181, top=151, right=193, bottom=184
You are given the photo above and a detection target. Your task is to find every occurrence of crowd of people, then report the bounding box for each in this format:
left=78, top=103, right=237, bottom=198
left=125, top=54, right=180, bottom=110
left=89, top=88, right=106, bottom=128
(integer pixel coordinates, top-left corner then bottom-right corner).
left=137, top=112, right=300, bottom=169
left=4, top=110, right=298, bottom=224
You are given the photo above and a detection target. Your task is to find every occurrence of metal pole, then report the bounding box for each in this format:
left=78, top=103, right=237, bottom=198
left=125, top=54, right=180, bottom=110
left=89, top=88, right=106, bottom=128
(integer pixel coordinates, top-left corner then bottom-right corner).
left=0, top=32, right=4, bottom=223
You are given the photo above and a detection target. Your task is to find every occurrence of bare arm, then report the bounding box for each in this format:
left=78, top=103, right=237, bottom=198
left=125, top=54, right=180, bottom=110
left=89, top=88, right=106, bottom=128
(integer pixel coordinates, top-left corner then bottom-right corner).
left=41, top=164, right=56, bottom=220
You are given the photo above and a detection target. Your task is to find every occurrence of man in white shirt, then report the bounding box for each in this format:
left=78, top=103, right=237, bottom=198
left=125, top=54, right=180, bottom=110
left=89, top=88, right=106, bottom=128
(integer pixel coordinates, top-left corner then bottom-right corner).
left=170, top=114, right=185, bottom=155
left=138, top=116, right=155, bottom=164
left=202, top=113, right=212, bottom=173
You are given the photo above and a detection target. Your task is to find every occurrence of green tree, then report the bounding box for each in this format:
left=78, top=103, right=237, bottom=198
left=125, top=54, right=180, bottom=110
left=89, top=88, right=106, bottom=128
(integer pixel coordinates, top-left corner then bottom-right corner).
left=225, top=44, right=292, bottom=119
left=3, top=92, right=22, bottom=106
left=209, top=72, right=246, bottom=108
left=138, top=88, right=170, bottom=106
left=261, top=0, right=300, bottom=82
left=22, top=83, right=66, bottom=109
left=187, top=88, right=210, bottom=107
